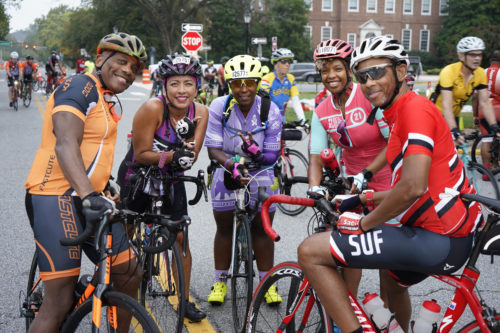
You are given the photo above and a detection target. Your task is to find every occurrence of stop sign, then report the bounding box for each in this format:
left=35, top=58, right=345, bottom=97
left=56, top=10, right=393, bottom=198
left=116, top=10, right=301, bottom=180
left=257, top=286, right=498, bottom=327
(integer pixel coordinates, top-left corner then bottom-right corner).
left=182, top=31, right=203, bottom=52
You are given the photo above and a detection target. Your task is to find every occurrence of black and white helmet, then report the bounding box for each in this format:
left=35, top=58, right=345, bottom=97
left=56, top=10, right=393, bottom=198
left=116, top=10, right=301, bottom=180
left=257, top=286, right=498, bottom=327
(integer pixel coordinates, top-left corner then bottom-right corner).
left=271, top=48, right=295, bottom=64
left=456, top=36, right=485, bottom=53
left=351, top=35, right=409, bottom=71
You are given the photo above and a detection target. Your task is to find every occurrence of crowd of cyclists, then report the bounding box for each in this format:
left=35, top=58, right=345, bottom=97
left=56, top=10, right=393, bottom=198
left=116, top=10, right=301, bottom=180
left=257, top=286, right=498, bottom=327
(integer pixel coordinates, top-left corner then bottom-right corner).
left=16, top=27, right=500, bottom=332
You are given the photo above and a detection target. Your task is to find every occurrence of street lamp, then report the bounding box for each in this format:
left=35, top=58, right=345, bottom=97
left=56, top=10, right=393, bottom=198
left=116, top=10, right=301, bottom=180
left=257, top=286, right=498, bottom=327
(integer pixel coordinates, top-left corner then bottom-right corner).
left=244, top=11, right=251, bottom=54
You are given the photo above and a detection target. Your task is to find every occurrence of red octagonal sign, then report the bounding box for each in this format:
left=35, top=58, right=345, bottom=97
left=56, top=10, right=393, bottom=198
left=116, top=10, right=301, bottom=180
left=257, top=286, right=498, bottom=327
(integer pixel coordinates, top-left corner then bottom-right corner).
left=182, top=31, right=203, bottom=52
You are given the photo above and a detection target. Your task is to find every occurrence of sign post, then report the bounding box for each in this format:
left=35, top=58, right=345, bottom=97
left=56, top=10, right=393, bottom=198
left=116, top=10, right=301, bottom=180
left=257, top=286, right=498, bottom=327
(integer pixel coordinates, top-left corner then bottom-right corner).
left=251, top=37, right=267, bottom=60
left=272, top=36, right=278, bottom=52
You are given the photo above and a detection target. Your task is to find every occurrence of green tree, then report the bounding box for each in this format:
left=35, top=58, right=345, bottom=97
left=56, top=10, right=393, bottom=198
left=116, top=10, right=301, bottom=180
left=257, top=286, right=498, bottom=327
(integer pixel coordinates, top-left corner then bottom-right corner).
left=0, top=1, right=9, bottom=39
left=433, top=0, right=500, bottom=66
left=251, top=0, right=311, bottom=61
left=205, top=0, right=251, bottom=61
left=32, top=5, right=73, bottom=60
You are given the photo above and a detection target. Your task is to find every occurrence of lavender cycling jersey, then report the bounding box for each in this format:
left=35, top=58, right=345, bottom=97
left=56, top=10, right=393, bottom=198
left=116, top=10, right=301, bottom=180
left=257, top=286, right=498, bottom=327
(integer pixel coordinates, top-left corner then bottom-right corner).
left=205, top=95, right=282, bottom=211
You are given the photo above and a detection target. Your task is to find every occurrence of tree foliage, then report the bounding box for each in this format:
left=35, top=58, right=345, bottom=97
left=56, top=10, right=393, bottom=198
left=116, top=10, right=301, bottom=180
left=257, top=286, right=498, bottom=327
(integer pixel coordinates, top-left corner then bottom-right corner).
left=30, top=6, right=72, bottom=60
left=251, top=0, right=311, bottom=61
left=433, top=0, right=500, bottom=66
left=0, top=1, right=9, bottom=39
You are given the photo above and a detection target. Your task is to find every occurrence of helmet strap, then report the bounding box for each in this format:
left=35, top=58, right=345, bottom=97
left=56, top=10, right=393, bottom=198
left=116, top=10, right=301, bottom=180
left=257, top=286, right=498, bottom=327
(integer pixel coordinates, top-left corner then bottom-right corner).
left=460, top=59, right=475, bottom=73
left=95, top=51, right=116, bottom=90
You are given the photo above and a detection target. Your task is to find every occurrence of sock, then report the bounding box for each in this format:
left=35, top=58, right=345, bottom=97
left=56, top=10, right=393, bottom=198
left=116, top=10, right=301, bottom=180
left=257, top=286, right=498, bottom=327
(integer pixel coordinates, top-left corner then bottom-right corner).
left=259, top=270, right=268, bottom=281
left=215, top=270, right=228, bottom=283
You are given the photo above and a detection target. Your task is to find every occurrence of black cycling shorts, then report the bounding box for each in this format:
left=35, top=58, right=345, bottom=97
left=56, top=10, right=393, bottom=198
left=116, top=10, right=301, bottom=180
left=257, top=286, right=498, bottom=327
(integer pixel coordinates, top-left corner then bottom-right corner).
left=329, top=225, right=473, bottom=286
left=7, top=75, right=19, bottom=87
left=25, top=193, right=133, bottom=281
left=23, top=74, right=33, bottom=83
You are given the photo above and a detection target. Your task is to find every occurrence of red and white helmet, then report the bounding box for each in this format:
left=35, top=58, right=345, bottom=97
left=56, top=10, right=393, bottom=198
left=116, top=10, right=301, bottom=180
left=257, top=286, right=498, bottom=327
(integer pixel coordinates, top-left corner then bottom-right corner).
left=313, top=39, right=353, bottom=62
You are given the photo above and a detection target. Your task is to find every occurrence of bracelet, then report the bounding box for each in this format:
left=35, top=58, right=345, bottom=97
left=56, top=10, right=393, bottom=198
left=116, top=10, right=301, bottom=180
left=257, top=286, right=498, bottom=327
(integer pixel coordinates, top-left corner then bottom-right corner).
left=223, top=158, right=232, bottom=169
left=363, top=190, right=375, bottom=207
left=158, top=151, right=169, bottom=168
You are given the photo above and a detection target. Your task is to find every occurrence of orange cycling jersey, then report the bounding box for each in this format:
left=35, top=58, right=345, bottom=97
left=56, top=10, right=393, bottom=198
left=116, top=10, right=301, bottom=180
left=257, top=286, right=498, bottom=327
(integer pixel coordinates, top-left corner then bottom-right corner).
left=25, top=73, right=119, bottom=196
left=384, top=92, right=482, bottom=237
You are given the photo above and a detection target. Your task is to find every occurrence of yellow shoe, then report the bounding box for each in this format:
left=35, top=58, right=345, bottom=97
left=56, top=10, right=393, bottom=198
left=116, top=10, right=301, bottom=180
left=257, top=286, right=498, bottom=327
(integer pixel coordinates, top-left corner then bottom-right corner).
left=264, top=285, right=282, bottom=305
left=207, top=281, right=227, bottom=305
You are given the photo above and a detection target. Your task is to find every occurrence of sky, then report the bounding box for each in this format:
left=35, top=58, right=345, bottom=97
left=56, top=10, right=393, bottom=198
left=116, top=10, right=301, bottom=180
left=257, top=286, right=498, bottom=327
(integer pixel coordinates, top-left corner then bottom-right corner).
left=7, top=0, right=82, bottom=32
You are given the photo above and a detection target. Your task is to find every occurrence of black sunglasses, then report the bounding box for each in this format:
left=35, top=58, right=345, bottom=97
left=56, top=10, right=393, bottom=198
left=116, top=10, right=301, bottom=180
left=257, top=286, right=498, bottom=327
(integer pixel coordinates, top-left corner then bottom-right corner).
left=354, top=63, right=392, bottom=84
left=278, top=59, right=292, bottom=64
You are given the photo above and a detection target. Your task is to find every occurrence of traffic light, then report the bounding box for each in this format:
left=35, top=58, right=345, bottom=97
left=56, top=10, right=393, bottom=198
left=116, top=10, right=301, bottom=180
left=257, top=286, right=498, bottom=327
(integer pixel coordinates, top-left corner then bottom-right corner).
left=32, top=45, right=36, bottom=49
left=25, top=44, right=29, bottom=49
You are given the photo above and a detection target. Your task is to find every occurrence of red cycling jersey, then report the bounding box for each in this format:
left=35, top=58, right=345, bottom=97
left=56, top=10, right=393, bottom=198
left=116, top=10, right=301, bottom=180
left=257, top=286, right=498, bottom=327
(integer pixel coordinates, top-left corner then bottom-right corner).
left=384, top=92, right=482, bottom=237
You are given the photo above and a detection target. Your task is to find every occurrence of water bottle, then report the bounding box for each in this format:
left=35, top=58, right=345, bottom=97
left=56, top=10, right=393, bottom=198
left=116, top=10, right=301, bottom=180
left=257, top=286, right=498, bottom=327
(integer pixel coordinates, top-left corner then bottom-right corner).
left=320, top=148, right=339, bottom=171
left=362, top=293, right=405, bottom=333
left=412, top=299, right=441, bottom=333
left=74, top=274, right=92, bottom=299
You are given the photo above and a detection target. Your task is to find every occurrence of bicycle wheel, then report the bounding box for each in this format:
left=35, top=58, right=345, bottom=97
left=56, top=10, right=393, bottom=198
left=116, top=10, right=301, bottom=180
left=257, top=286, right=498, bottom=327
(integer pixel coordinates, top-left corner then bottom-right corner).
left=457, top=314, right=500, bottom=332
left=246, top=261, right=331, bottom=333
left=277, top=149, right=309, bottom=216
left=468, top=162, right=500, bottom=199
left=23, top=88, right=31, bottom=107
left=470, top=135, right=483, bottom=164
left=13, top=99, right=18, bottom=111
left=231, top=215, right=254, bottom=333
left=139, top=232, right=185, bottom=333
left=60, top=290, right=160, bottom=332
left=22, top=252, right=43, bottom=332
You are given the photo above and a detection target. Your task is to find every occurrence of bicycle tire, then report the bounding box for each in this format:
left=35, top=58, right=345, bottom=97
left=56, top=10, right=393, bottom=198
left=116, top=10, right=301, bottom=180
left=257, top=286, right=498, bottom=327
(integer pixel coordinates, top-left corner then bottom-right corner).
left=246, top=261, right=331, bottom=333
left=139, top=231, right=185, bottom=333
left=23, top=251, right=43, bottom=332
left=277, top=149, right=309, bottom=216
left=470, top=135, right=483, bottom=164
left=468, top=162, right=500, bottom=199
left=23, top=89, right=31, bottom=108
left=60, top=290, right=160, bottom=332
left=13, top=99, right=18, bottom=111
left=231, top=215, right=254, bottom=333
left=457, top=314, right=500, bottom=332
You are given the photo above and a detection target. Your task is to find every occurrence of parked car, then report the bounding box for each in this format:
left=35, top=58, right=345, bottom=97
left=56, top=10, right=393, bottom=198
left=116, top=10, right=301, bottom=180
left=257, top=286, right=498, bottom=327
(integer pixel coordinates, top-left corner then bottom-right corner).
left=289, top=62, right=320, bottom=83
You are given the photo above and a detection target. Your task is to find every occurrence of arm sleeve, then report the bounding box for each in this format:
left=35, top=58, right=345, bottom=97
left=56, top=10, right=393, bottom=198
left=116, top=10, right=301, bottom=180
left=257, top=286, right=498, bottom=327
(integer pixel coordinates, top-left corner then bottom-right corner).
left=374, top=108, right=390, bottom=139
left=52, top=75, right=99, bottom=121
left=260, top=103, right=282, bottom=165
left=309, top=112, right=329, bottom=155
left=290, top=95, right=305, bottom=121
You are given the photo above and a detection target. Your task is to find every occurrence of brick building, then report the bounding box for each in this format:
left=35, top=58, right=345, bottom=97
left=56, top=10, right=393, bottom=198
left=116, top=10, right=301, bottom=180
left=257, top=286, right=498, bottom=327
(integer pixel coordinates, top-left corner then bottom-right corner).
left=304, top=0, right=449, bottom=54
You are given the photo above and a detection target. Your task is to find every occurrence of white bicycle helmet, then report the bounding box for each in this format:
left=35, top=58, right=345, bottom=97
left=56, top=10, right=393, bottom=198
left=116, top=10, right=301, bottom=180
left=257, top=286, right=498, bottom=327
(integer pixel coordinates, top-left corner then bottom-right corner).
left=10, top=51, right=19, bottom=59
left=351, top=35, right=409, bottom=71
left=456, top=36, right=485, bottom=53
left=271, top=48, right=295, bottom=64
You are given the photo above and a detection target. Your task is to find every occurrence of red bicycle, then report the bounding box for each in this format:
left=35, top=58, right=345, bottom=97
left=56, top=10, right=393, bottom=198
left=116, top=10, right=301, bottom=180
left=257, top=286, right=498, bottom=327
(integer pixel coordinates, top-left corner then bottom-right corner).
left=246, top=190, right=500, bottom=332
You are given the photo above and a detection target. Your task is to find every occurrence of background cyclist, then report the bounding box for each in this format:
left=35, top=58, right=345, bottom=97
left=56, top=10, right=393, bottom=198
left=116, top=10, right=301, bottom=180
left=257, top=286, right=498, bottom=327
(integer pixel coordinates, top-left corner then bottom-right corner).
left=204, top=60, right=217, bottom=92
left=205, top=55, right=283, bottom=305
left=307, top=38, right=392, bottom=298
left=116, top=53, right=209, bottom=322
left=217, top=56, right=229, bottom=97
left=5, top=51, right=21, bottom=107
left=430, top=36, right=499, bottom=145
left=298, top=36, right=482, bottom=333
left=21, top=55, right=37, bottom=97
left=261, top=48, right=306, bottom=125
left=45, top=50, right=63, bottom=94
left=24, top=32, right=147, bottom=332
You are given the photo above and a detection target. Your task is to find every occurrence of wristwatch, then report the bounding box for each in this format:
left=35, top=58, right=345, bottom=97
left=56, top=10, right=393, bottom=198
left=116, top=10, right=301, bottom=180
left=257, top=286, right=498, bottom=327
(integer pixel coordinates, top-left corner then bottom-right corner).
left=362, top=168, right=373, bottom=182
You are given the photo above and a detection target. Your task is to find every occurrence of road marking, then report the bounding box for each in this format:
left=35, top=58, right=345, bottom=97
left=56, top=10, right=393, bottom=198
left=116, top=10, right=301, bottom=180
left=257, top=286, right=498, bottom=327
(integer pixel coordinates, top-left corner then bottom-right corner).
left=34, top=95, right=45, bottom=117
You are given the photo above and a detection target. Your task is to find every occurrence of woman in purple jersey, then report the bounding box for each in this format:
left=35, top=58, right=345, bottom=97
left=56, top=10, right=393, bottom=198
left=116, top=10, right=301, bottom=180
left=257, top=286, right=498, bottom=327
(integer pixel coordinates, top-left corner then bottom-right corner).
left=205, top=55, right=283, bottom=305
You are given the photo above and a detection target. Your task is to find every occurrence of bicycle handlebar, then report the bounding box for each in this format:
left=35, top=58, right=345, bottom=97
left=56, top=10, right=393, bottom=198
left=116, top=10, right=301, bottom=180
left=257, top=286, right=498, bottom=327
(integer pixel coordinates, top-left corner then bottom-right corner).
left=141, top=214, right=191, bottom=254
left=60, top=210, right=114, bottom=246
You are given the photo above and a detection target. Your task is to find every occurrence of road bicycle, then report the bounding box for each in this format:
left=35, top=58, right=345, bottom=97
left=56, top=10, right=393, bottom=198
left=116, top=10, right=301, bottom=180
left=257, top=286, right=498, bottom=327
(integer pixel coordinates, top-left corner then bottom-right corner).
left=470, top=132, right=500, bottom=177
left=11, top=78, right=20, bottom=111
left=460, top=132, right=500, bottom=199
left=126, top=164, right=208, bottom=333
left=33, top=74, right=46, bottom=92
left=20, top=210, right=160, bottom=332
left=22, top=79, right=32, bottom=108
left=247, top=190, right=500, bottom=332
left=273, top=121, right=310, bottom=216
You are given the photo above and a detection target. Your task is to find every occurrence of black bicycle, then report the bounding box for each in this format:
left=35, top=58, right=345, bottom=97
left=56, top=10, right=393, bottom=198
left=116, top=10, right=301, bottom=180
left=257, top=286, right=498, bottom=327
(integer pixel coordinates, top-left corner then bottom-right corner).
left=22, top=79, right=32, bottom=108
left=126, top=164, right=208, bottom=333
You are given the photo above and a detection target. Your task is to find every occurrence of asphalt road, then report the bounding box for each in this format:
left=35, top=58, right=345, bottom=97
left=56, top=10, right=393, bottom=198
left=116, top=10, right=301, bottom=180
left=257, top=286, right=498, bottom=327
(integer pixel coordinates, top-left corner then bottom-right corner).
left=0, top=72, right=498, bottom=332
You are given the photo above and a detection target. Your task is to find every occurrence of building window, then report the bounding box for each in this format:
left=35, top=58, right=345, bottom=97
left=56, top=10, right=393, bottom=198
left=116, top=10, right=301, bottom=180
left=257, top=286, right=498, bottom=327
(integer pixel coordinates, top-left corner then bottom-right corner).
left=304, top=0, right=313, bottom=11
left=439, top=0, right=448, bottom=15
left=348, top=0, right=359, bottom=12
left=420, top=30, right=430, bottom=51
left=402, top=29, right=412, bottom=50
left=305, top=25, right=312, bottom=39
left=321, top=26, right=332, bottom=41
left=403, top=0, right=413, bottom=14
left=322, top=0, right=333, bottom=11
left=347, top=33, right=357, bottom=47
left=384, top=0, right=395, bottom=13
left=385, top=34, right=394, bottom=39
left=421, top=0, right=431, bottom=15
left=367, top=0, right=377, bottom=12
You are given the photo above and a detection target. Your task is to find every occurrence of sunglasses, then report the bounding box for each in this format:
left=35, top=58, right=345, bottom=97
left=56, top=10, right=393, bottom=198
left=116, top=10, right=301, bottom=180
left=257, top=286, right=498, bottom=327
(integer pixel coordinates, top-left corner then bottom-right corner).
left=466, top=52, right=483, bottom=58
left=229, top=79, right=259, bottom=90
left=278, top=59, right=292, bottom=64
left=103, top=90, right=123, bottom=122
left=354, top=63, right=392, bottom=84
left=336, top=120, right=353, bottom=148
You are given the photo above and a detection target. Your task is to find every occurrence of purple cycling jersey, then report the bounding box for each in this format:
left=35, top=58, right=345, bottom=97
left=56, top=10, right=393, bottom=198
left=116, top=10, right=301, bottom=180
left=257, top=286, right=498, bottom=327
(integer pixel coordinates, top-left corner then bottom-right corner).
left=205, top=95, right=282, bottom=211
